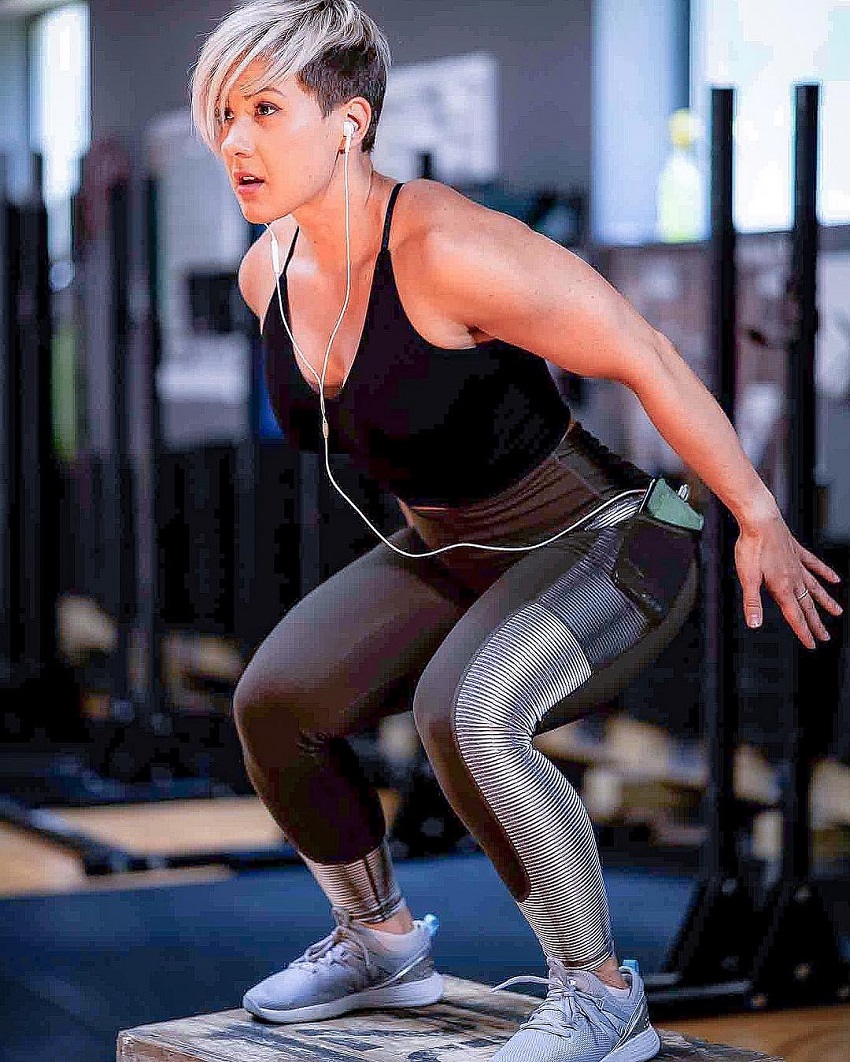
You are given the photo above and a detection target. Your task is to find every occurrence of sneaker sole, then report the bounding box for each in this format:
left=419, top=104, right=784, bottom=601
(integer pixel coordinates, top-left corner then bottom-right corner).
left=243, top=970, right=445, bottom=1024
left=601, top=1024, right=662, bottom=1062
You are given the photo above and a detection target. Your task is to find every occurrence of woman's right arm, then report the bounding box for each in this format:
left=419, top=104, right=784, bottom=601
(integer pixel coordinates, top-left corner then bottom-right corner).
left=238, top=220, right=296, bottom=333
left=237, top=233, right=268, bottom=325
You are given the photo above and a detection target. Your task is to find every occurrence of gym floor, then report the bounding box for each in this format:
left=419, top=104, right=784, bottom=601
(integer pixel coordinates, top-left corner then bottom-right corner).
left=0, top=793, right=847, bottom=1062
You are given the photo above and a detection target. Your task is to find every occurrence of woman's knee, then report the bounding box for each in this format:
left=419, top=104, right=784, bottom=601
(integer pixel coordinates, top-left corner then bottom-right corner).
left=232, top=662, right=298, bottom=752
left=233, top=643, right=359, bottom=755
left=412, top=679, right=455, bottom=754
left=231, top=668, right=265, bottom=746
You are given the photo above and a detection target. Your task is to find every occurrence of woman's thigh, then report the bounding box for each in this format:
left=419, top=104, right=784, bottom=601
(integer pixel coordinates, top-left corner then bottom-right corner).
left=235, top=526, right=472, bottom=739
left=412, top=514, right=699, bottom=897
left=416, top=514, right=699, bottom=729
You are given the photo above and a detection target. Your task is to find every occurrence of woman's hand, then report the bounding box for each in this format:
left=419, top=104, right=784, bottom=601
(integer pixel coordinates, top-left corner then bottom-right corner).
left=735, top=507, right=843, bottom=649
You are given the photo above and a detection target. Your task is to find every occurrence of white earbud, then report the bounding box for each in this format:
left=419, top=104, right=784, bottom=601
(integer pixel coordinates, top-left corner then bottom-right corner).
left=269, top=228, right=281, bottom=277
left=268, top=127, right=355, bottom=275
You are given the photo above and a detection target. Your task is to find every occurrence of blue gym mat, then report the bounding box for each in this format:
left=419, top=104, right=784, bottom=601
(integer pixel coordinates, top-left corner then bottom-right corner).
left=0, top=853, right=846, bottom=1062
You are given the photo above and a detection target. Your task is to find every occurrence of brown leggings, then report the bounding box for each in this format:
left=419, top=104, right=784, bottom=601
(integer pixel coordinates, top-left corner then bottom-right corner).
left=233, top=421, right=700, bottom=966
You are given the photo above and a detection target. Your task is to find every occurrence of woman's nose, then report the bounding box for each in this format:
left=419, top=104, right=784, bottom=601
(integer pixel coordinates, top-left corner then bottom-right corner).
left=222, top=116, right=253, bottom=156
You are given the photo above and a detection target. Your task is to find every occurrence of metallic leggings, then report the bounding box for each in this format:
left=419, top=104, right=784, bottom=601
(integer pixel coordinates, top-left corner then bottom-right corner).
left=233, top=420, right=701, bottom=967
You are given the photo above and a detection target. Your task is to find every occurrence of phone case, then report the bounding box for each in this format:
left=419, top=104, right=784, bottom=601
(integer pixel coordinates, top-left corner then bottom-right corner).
left=611, top=510, right=698, bottom=622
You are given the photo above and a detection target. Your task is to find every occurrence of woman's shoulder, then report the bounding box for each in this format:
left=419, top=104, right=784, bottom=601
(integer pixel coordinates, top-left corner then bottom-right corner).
left=236, top=179, right=484, bottom=328
left=392, top=177, right=484, bottom=250
left=238, top=216, right=298, bottom=330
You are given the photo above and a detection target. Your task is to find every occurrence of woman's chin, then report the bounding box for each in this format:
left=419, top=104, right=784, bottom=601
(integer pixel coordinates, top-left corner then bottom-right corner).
left=239, top=207, right=265, bottom=226
left=232, top=181, right=287, bottom=224
left=240, top=201, right=280, bottom=226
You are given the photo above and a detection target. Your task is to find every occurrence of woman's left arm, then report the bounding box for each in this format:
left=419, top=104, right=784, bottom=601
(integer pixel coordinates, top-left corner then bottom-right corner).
left=421, top=193, right=843, bottom=648
left=631, top=332, right=842, bottom=648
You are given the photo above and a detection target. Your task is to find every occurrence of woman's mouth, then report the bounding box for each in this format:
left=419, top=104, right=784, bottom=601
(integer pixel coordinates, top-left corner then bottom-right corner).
left=236, top=177, right=266, bottom=196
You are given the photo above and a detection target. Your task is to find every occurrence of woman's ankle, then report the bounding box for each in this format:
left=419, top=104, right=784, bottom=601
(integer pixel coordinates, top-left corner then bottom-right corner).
left=369, top=904, right=414, bottom=934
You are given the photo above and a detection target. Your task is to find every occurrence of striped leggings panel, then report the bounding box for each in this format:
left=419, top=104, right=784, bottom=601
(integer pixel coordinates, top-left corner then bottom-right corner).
left=451, top=496, right=653, bottom=968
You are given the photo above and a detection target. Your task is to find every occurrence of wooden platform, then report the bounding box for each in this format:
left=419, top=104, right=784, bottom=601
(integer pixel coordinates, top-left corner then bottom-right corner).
left=117, top=974, right=783, bottom=1061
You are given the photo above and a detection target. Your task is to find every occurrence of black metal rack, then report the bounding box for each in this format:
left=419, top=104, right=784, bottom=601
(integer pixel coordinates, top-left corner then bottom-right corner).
left=642, top=84, right=850, bottom=1020
left=0, top=152, right=73, bottom=732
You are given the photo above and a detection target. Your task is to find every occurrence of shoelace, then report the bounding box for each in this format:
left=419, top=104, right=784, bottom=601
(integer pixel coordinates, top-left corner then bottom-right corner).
left=490, top=967, right=620, bottom=1042
left=290, top=908, right=375, bottom=977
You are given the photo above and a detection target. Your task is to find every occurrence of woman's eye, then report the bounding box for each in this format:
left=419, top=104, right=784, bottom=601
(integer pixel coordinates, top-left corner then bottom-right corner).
left=219, top=103, right=276, bottom=123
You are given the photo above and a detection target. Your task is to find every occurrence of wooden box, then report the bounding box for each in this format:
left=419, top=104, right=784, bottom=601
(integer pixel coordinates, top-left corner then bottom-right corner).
left=117, top=974, right=782, bottom=1060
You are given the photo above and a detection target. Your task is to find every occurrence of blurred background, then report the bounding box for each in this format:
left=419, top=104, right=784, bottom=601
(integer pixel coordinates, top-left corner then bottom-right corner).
left=1, top=2, right=849, bottom=1061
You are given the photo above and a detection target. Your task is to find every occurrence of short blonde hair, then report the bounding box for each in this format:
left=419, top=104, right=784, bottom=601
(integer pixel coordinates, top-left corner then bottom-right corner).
left=190, top=0, right=391, bottom=154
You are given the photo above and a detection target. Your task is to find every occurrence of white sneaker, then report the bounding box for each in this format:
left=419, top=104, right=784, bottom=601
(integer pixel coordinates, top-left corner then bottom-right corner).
left=488, top=958, right=661, bottom=1062
left=243, top=906, right=444, bottom=1023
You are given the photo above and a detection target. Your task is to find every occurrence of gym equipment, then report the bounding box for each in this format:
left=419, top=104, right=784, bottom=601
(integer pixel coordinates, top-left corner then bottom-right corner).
left=648, top=83, right=761, bottom=1003
left=0, top=151, right=77, bottom=738
left=644, top=84, right=850, bottom=1014
left=116, top=975, right=782, bottom=1062
left=745, top=83, right=850, bottom=1012
left=142, top=175, right=165, bottom=739
left=103, top=179, right=136, bottom=723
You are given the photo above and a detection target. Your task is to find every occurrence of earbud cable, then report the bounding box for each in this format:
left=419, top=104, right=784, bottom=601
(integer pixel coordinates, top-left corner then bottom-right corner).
left=266, top=133, right=650, bottom=558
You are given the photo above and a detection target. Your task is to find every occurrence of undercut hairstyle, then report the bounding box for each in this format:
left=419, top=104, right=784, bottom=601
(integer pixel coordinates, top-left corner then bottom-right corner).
left=190, top=0, right=391, bottom=154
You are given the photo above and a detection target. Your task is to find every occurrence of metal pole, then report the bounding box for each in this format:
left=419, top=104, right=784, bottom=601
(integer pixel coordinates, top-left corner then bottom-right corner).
left=746, top=81, right=850, bottom=1012
left=0, top=156, right=9, bottom=670
left=13, top=164, right=56, bottom=682
left=234, top=221, right=261, bottom=647
left=706, top=85, right=740, bottom=882
left=654, top=86, right=761, bottom=994
left=33, top=190, right=57, bottom=681
left=107, top=181, right=134, bottom=718
left=143, top=176, right=163, bottom=721
left=784, top=82, right=819, bottom=884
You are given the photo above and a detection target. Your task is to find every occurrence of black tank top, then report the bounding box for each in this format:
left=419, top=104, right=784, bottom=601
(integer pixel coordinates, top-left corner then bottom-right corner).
left=261, top=182, right=572, bottom=507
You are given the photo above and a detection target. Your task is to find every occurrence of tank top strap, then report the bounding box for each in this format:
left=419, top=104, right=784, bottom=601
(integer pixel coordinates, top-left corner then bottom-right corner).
left=282, top=227, right=299, bottom=274
left=380, top=183, right=405, bottom=251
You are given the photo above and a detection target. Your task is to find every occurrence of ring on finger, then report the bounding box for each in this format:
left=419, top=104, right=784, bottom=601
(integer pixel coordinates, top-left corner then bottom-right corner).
left=794, top=587, right=810, bottom=601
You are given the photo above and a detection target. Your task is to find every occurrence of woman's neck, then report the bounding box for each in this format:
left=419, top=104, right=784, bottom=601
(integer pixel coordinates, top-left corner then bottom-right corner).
left=291, top=163, right=391, bottom=276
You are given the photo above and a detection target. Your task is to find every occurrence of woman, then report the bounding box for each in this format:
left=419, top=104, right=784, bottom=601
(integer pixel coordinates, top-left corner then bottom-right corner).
left=190, top=3, right=842, bottom=1059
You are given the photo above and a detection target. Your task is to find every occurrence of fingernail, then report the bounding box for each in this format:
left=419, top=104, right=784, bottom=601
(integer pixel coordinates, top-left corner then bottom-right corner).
left=748, top=614, right=761, bottom=628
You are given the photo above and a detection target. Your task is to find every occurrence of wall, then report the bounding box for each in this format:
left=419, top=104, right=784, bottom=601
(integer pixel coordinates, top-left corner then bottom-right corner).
left=79, top=0, right=596, bottom=453
left=592, top=0, right=691, bottom=243
left=89, top=0, right=594, bottom=192
left=0, top=16, right=31, bottom=201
